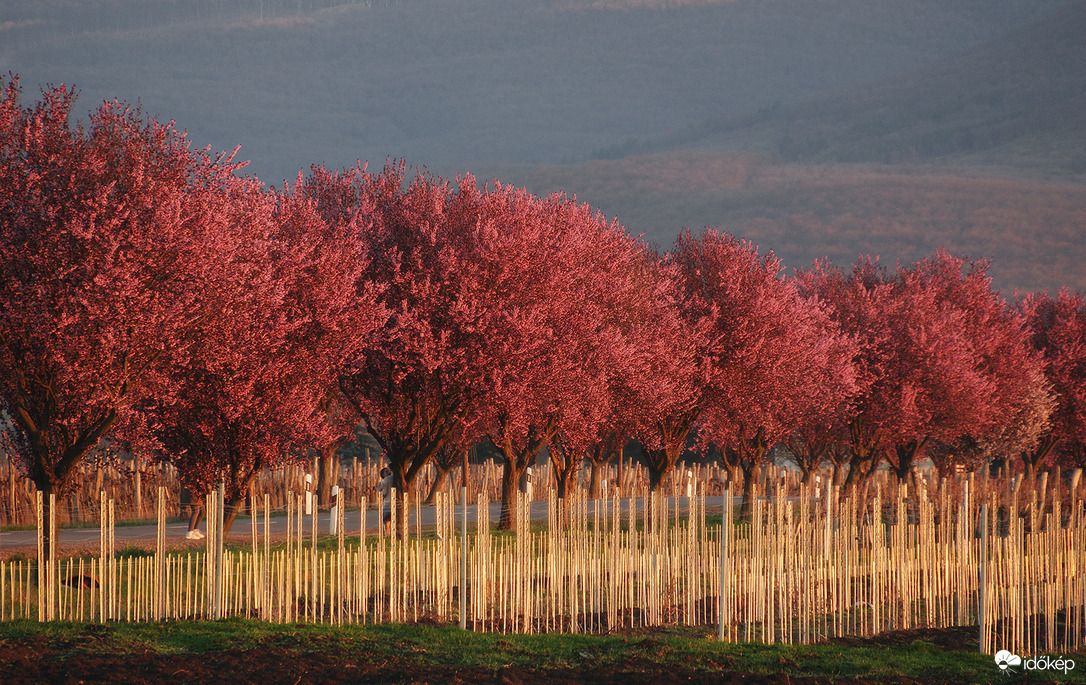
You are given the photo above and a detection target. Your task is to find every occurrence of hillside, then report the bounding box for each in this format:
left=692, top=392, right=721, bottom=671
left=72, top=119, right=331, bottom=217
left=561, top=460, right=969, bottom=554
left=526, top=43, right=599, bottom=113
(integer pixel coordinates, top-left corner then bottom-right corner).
left=595, top=1, right=1086, bottom=175
left=3, top=0, right=1083, bottom=294
left=494, top=154, right=1086, bottom=294
left=489, top=2, right=1086, bottom=294
left=1, top=0, right=1068, bottom=183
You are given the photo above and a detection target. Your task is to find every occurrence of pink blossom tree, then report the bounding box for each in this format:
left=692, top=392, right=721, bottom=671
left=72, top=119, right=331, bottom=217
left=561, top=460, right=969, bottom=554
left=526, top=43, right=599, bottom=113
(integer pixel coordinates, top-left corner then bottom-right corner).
left=783, top=300, right=861, bottom=486
left=468, top=186, right=650, bottom=530
left=326, top=163, right=492, bottom=535
left=794, top=258, right=881, bottom=489
left=630, top=250, right=713, bottom=493
left=0, top=80, right=252, bottom=548
left=1019, top=290, right=1086, bottom=474
left=137, top=173, right=381, bottom=533
left=881, top=252, right=1044, bottom=484
left=670, top=230, right=858, bottom=517
left=548, top=245, right=693, bottom=501
left=295, top=163, right=385, bottom=507
left=798, top=251, right=1045, bottom=490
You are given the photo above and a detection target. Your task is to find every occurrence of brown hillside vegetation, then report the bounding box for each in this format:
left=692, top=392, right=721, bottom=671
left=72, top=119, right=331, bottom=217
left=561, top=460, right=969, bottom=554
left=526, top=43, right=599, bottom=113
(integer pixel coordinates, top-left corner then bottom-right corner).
left=602, top=1, right=1086, bottom=175
left=501, top=153, right=1086, bottom=294
left=2, top=0, right=1065, bottom=184
left=491, top=1, right=1086, bottom=295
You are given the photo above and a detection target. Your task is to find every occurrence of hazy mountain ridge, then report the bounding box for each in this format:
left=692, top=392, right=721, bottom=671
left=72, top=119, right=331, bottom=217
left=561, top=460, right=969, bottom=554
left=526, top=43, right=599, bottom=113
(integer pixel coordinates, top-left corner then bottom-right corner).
left=498, top=155, right=1086, bottom=294
left=487, top=2, right=1086, bottom=294
left=2, top=0, right=1067, bottom=183
left=602, top=0, right=1086, bottom=176
left=4, top=0, right=1083, bottom=294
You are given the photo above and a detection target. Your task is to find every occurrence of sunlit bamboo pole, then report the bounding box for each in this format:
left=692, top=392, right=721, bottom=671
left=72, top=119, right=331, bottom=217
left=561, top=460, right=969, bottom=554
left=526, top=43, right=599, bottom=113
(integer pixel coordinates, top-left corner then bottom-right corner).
left=156, top=487, right=165, bottom=621
left=264, top=494, right=271, bottom=622
left=978, top=502, right=988, bottom=653
left=250, top=494, right=259, bottom=618
left=98, top=491, right=106, bottom=622
left=359, top=496, right=367, bottom=624
left=47, top=492, right=55, bottom=621
left=35, top=491, right=43, bottom=622
left=295, top=493, right=303, bottom=623
left=310, top=492, right=318, bottom=622
left=719, top=483, right=732, bottom=641
left=13, top=468, right=1085, bottom=647
left=460, top=482, right=468, bottom=630
left=215, top=483, right=226, bottom=619
left=337, top=492, right=345, bottom=626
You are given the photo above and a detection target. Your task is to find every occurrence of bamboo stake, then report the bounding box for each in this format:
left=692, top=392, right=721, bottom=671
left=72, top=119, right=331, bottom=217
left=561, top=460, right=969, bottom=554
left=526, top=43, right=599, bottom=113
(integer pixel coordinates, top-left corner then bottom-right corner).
left=35, top=491, right=42, bottom=622
left=311, top=493, right=318, bottom=622
left=719, top=483, right=732, bottom=641
left=156, top=487, right=165, bottom=621
left=14, top=469, right=1083, bottom=650
left=265, top=494, right=271, bottom=623
left=109, top=499, right=115, bottom=621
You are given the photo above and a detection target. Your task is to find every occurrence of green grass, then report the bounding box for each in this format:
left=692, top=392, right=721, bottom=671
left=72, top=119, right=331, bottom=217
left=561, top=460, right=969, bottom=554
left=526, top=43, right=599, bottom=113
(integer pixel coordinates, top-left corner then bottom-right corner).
left=0, top=619, right=1080, bottom=682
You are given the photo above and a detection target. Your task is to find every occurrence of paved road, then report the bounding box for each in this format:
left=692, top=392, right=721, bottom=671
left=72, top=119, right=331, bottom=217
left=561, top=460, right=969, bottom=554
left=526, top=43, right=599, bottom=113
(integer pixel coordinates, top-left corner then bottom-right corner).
left=1, top=497, right=731, bottom=552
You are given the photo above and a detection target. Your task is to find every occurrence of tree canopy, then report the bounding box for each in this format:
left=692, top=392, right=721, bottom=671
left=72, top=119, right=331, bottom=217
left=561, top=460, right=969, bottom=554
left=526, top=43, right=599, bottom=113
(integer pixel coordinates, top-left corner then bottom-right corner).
left=3, top=80, right=1083, bottom=533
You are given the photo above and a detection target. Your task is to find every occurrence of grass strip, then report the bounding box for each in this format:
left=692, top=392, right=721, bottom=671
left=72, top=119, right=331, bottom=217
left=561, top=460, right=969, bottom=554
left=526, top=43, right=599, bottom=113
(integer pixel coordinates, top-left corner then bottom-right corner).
left=2, top=619, right=1079, bottom=683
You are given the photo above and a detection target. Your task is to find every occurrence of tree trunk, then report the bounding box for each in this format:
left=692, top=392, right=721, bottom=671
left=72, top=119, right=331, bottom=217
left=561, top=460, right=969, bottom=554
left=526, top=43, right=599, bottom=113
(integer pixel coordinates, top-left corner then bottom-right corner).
left=831, top=460, right=845, bottom=488
left=21, top=410, right=117, bottom=560
left=221, top=447, right=264, bottom=537
left=548, top=446, right=574, bottom=501
left=843, top=445, right=881, bottom=493
left=357, top=412, right=453, bottom=538
left=425, top=464, right=451, bottom=505
left=493, top=418, right=557, bottom=532
left=427, top=445, right=466, bottom=505
left=554, top=463, right=573, bottom=499
left=646, top=453, right=670, bottom=492
left=1020, top=436, right=1061, bottom=498
left=843, top=420, right=884, bottom=495
left=842, top=458, right=862, bottom=490
left=640, top=415, right=696, bottom=496
left=29, top=453, right=83, bottom=560
left=588, top=459, right=603, bottom=498
left=498, top=458, right=524, bottom=531
left=1020, top=435, right=1057, bottom=480
left=316, top=441, right=343, bottom=509
left=891, top=439, right=926, bottom=487
left=786, top=436, right=826, bottom=486
left=392, top=462, right=412, bottom=539
left=644, top=442, right=683, bottom=493
left=222, top=491, right=247, bottom=537
left=739, top=461, right=761, bottom=522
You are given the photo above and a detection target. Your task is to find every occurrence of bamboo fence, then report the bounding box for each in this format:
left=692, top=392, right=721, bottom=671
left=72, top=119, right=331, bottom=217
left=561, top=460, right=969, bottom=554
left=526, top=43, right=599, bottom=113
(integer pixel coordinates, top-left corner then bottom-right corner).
left=1, top=474, right=1083, bottom=657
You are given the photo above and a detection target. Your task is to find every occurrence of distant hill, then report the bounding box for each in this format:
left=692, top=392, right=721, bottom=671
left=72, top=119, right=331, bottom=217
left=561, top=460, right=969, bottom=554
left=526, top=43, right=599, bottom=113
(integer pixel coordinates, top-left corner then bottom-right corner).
left=594, top=0, right=1086, bottom=177
left=489, top=2, right=1086, bottom=294
left=2, top=0, right=1070, bottom=183
left=494, top=153, right=1086, bottom=294
left=4, top=0, right=1084, bottom=294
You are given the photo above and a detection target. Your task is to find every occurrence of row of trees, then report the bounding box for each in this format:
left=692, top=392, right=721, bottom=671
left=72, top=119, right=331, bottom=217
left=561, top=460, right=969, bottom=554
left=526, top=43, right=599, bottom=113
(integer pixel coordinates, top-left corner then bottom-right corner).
left=3, top=81, right=1085, bottom=543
